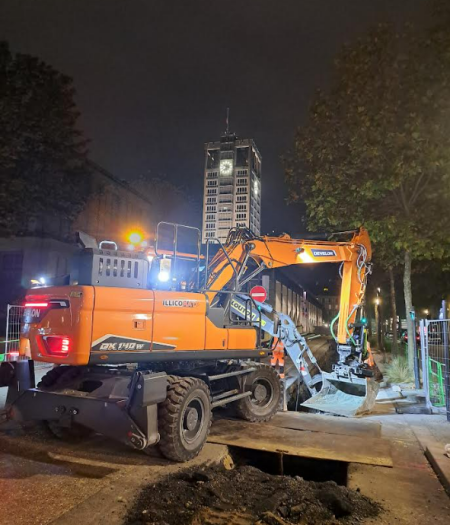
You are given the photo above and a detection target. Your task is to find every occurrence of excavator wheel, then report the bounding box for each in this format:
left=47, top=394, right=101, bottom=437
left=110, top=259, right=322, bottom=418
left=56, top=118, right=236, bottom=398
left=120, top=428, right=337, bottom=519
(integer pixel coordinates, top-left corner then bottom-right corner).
left=37, top=366, right=92, bottom=441
left=158, top=375, right=212, bottom=462
left=235, top=363, right=282, bottom=422
left=37, top=365, right=72, bottom=389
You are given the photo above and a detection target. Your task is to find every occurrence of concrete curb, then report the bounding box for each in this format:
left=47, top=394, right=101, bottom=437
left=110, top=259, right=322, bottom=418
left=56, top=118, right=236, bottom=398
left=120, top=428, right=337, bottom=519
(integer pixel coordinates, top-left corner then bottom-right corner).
left=425, top=445, right=450, bottom=497
left=411, top=424, right=450, bottom=497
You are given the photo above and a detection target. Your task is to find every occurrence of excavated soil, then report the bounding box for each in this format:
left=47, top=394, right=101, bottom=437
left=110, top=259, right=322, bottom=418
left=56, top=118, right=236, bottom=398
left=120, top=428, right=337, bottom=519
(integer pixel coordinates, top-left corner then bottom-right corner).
left=125, top=464, right=381, bottom=525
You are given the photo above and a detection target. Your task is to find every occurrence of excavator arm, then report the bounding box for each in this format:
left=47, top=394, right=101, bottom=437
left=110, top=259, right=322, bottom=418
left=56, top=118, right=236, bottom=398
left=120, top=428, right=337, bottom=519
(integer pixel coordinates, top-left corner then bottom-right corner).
left=205, top=227, right=372, bottom=346
left=205, top=227, right=378, bottom=417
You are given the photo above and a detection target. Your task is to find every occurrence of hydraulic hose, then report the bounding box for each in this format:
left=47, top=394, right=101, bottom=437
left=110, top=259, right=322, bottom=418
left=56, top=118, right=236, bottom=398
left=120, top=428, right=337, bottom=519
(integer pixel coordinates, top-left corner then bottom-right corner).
left=345, top=305, right=358, bottom=346
left=330, top=312, right=340, bottom=342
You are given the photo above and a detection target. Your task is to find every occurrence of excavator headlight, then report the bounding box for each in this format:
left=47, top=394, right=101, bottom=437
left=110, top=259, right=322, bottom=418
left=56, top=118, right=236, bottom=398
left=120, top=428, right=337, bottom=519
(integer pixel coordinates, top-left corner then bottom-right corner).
left=297, top=250, right=314, bottom=263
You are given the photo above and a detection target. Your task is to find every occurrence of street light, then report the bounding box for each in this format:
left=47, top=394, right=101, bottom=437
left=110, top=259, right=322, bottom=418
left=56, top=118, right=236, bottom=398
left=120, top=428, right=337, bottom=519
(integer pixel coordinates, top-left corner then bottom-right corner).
left=375, top=288, right=383, bottom=353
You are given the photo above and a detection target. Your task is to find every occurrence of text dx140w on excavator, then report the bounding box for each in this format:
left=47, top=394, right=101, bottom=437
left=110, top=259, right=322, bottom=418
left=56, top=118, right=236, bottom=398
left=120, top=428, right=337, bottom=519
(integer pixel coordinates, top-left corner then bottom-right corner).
left=0, top=223, right=376, bottom=462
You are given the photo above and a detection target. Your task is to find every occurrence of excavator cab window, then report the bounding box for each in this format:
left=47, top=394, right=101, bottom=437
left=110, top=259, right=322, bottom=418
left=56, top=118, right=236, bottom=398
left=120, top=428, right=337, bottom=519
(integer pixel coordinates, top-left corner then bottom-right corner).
left=148, top=222, right=202, bottom=291
left=147, top=256, right=200, bottom=291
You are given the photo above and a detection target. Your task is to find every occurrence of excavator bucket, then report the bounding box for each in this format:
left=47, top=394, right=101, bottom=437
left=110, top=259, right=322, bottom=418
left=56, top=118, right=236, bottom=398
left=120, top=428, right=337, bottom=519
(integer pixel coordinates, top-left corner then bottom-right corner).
left=301, top=372, right=379, bottom=417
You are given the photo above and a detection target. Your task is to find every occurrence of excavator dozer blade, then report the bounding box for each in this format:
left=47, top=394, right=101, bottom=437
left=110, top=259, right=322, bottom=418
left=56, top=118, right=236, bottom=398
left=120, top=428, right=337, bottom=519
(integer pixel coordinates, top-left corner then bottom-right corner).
left=301, top=372, right=379, bottom=417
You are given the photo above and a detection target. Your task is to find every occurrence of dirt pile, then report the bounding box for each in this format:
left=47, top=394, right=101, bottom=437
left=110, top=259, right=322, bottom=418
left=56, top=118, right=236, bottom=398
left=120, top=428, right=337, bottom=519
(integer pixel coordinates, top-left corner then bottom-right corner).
left=125, top=464, right=380, bottom=525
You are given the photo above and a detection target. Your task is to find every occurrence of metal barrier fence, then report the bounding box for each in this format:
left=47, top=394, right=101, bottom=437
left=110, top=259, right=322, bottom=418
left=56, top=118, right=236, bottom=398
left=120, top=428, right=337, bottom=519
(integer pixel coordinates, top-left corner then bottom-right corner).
left=1, top=304, right=24, bottom=362
left=420, top=318, right=450, bottom=421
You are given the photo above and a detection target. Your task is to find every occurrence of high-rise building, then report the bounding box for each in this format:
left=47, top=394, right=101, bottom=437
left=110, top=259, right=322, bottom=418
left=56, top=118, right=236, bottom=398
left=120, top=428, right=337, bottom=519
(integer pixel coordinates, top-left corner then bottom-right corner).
left=202, top=131, right=261, bottom=244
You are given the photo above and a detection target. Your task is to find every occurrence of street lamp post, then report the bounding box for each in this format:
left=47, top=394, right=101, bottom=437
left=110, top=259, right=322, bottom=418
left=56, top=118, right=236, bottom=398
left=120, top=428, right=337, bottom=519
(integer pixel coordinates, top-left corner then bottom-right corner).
left=375, top=288, right=383, bottom=356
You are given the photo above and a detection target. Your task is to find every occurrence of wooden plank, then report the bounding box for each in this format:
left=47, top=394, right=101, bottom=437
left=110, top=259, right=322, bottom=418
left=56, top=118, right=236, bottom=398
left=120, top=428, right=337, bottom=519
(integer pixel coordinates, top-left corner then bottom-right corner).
left=268, top=412, right=382, bottom=438
left=209, top=419, right=393, bottom=467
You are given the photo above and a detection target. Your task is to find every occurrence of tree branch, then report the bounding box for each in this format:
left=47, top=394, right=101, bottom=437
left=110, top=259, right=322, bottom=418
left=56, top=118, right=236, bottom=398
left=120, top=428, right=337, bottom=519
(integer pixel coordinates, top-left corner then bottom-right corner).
left=400, top=184, right=410, bottom=216
left=409, top=172, right=432, bottom=207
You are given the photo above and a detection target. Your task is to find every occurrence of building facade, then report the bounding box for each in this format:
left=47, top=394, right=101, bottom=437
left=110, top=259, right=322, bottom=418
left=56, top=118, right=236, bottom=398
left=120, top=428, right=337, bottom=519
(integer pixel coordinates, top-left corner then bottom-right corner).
left=264, top=270, right=323, bottom=333
left=240, top=269, right=323, bottom=333
left=202, top=132, right=261, bottom=244
left=0, top=162, right=152, bottom=329
left=316, top=287, right=340, bottom=324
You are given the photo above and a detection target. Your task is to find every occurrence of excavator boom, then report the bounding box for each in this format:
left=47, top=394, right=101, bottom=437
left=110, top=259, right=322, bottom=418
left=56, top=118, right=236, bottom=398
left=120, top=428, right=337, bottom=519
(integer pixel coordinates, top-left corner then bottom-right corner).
left=206, top=227, right=371, bottom=345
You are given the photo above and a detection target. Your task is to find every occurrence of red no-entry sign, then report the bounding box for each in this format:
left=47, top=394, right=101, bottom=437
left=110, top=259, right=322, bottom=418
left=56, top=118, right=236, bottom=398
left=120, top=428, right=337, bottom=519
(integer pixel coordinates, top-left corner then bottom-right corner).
left=250, top=285, right=267, bottom=303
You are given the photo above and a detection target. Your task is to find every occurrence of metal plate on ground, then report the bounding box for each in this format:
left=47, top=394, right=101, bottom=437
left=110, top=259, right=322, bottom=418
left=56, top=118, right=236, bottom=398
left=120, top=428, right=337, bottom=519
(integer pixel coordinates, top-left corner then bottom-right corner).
left=268, top=412, right=382, bottom=438
left=209, top=419, right=393, bottom=467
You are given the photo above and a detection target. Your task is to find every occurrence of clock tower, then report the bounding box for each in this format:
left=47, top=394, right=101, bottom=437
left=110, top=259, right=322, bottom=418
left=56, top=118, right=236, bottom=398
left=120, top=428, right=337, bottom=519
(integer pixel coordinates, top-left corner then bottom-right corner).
left=201, top=129, right=261, bottom=244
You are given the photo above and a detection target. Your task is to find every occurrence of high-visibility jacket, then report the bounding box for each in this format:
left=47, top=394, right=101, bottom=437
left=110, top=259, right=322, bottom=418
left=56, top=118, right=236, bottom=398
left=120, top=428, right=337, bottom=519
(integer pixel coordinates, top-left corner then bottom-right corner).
left=271, top=339, right=285, bottom=379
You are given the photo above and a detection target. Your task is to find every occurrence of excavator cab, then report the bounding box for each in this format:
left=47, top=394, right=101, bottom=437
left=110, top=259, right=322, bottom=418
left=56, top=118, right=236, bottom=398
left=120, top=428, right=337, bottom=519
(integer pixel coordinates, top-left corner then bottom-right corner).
left=147, top=222, right=203, bottom=292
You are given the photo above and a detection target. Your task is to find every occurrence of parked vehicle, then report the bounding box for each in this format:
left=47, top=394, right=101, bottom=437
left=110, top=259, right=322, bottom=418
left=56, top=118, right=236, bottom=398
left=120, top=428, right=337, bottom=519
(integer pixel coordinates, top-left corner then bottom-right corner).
left=401, top=329, right=420, bottom=346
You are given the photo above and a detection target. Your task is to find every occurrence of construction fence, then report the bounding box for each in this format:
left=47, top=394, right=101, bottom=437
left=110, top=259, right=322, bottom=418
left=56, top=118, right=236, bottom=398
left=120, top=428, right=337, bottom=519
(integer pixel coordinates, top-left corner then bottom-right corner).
left=0, top=304, right=24, bottom=362
left=420, top=316, right=450, bottom=421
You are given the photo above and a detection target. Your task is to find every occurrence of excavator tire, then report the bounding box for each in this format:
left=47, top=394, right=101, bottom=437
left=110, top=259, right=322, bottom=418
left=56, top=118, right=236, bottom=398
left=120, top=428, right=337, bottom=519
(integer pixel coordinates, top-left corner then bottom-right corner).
left=235, top=363, right=282, bottom=422
left=37, top=365, right=71, bottom=389
left=37, top=366, right=91, bottom=441
left=158, top=375, right=212, bottom=462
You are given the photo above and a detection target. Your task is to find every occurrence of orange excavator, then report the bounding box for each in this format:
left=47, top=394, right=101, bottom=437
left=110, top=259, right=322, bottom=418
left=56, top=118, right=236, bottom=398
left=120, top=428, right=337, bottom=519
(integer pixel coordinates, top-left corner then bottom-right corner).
left=0, top=223, right=375, bottom=462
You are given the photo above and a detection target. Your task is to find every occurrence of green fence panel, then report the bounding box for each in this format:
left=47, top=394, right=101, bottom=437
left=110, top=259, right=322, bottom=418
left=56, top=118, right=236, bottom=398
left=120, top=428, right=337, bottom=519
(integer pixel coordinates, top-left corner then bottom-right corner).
left=428, top=357, right=446, bottom=407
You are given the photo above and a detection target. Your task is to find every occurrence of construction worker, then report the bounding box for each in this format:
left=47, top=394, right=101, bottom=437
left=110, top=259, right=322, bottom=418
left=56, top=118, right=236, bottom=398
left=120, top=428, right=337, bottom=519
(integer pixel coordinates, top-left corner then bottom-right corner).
left=270, top=337, right=285, bottom=379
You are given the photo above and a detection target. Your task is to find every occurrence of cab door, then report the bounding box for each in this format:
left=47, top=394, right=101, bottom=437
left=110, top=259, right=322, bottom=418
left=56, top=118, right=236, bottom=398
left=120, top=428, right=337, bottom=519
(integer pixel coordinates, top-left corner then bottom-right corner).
left=152, top=291, right=206, bottom=352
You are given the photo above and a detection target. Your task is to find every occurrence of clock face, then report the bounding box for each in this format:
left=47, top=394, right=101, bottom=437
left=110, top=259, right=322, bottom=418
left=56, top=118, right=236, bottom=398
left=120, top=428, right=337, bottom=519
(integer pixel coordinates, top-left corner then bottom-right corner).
left=220, top=159, right=233, bottom=176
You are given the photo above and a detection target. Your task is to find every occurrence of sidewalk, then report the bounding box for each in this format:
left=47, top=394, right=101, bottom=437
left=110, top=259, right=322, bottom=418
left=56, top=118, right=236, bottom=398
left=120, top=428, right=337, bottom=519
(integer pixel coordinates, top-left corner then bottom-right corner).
left=369, top=366, right=450, bottom=497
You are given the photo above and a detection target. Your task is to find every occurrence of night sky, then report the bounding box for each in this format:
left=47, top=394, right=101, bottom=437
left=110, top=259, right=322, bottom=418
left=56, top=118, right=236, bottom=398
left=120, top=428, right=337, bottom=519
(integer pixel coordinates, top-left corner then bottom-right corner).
left=1, top=0, right=429, bottom=233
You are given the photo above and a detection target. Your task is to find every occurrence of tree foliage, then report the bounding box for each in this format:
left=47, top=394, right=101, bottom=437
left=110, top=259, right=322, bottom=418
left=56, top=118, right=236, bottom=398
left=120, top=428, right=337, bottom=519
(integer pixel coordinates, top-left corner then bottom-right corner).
left=285, top=13, right=450, bottom=366
left=0, top=41, right=91, bottom=237
left=286, top=22, right=450, bottom=257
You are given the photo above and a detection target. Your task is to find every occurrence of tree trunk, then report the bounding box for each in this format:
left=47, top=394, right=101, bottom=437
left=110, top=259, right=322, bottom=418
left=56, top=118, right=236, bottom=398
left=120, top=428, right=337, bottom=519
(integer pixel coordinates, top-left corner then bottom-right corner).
left=403, top=250, right=414, bottom=370
left=388, top=266, right=398, bottom=356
